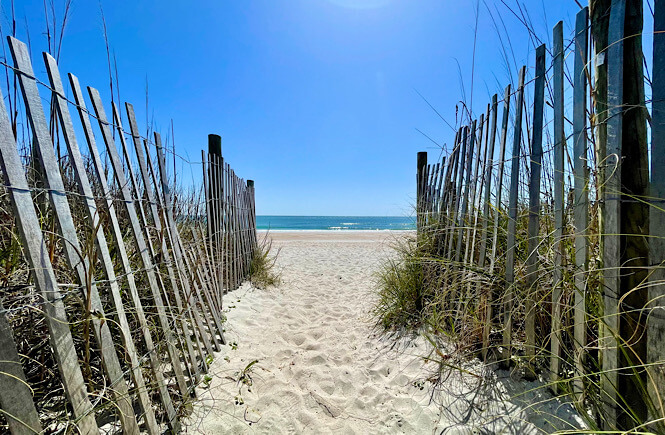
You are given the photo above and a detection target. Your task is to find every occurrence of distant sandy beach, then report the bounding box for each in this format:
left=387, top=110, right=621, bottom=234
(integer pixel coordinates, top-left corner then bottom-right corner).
left=187, top=231, right=582, bottom=434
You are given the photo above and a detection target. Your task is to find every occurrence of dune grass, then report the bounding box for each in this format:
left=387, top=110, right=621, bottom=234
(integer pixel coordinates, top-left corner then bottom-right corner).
left=249, top=232, right=281, bottom=289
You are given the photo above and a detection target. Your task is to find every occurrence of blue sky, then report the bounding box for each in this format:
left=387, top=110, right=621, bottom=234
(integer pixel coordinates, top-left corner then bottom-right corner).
left=9, top=0, right=583, bottom=216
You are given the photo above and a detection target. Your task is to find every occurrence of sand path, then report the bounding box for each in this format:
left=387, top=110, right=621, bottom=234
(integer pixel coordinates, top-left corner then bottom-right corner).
left=188, top=231, right=582, bottom=434
left=188, top=231, right=444, bottom=433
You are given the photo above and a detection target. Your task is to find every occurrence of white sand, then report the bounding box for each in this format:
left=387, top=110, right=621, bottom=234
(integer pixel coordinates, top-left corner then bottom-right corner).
left=187, top=231, right=583, bottom=434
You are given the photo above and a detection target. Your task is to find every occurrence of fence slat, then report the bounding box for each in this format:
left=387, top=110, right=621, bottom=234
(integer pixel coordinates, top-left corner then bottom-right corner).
left=448, top=127, right=468, bottom=258
left=478, top=95, right=498, bottom=271
left=465, top=114, right=484, bottom=268
left=480, top=94, right=499, bottom=361
left=525, top=44, right=546, bottom=375
left=455, top=121, right=476, bottom=266
left=0, top=67, right=98, bottom=434
left=154, top=132, right=217, bottom=357
left=120, top=105, right=207, bottom=380
left=190, top=227, right=227, bottom=344
left=0, top=301, right=42, bottom=434
left=503, top=66, right=526, bottom=369
left=602, top=0, right=625, bottom=427
left=489, top=85, right=511, bottom=274
left=87, top=86, right=192, bottom=400
left=69, top=73, right=181, bottom=431
left=649, top=0, right=665, bottom=427
left=43, top=52, right=160, bottom=435
left=550, top=20, right=565, bottom=389
left=8, top=37, right=140, bottom=434
left=441, top=129, right=461, bottom=256
left=573, top=7, right=590, bottom=399
left=142, top=136, right=220, bottom=362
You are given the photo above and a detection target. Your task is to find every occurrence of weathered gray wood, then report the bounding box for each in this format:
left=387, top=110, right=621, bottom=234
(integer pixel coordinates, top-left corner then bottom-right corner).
left=503, top=66, right=526, bottom=369
left=122, top=111, right=204, bottom=383
left=489, top=85, right=511, bottom=274
left=153, top=132, right=217, bottom=356
left=455, top=121, right=476, bottom=266
left=145, top=140, right=213, bottom=378
left=221, top=158, right=229, bottom=289
left=215, top=155, right=227, bottom=293
left=202, top=150, right=217, bottom=294
left=649, top=0, right=665, bottom=427
left=460, top=114, right=487, bottom=324
left=239, top=179, right=251, bottom=275
left=478, top=95, right=498, bottom=270
left=69, top=73, right=181, bottom=431
left=602, top=0, right=625, bottom=426
left=572, top=8, right=590, bottom=399
left=124, top=105, right=212, bottom=372
left=154, top=156, right=218, bottom=358
left=0, top=65, right=98, bottom=435
left=442, top=129, right=462, bottom=256
left=219, top=156, right=228, bottom=291
left=0, top=300, right=42, bottom=434
left=87, top=86, right=192, bottom=400
left=448, top=127, right=467, bottom=259
left=248, top=180, right=258, bottom=251
left=430, top=163, right=439, bottom=216
left=235, top=171, right=243, bottom=284
left=550, top=20, right=566, bottom=388
left=470, top=106, right=490, bottom=262
left=43, top=52, right=160, bottom=435
left=202, top=152, right=226, bottom=310
left=442, top=129, right=461, bottom=218
left=177, top=224, right=222, bottom=352
left=480, top=93, right=499, bottom=361
left=465, top=114, right=484, bottom=268
left=196, top=221, right=223, bottom=313
left=8, top=37, right=140, bottom=434
left=435, top=157, right=446, bottom=218
left=525, top=44, right=546, bottom=374
left=182, top=244, right=223, bottom=346
left=190, top=226, right=226, bottom=344
left=231, top=168, right=240, bottom=288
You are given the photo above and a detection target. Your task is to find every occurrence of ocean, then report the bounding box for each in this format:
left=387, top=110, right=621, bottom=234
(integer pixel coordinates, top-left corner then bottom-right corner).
left=256, top=216, right=415, bottom=231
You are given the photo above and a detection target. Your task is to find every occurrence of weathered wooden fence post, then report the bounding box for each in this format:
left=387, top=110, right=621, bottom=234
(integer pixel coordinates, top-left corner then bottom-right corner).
left=417, top=151, right=428, bottom=231
left=503, top=66, right=526, bottom=369
left=550, top=20, right=566, bottom=389
left=480, top=94, right=498, bottom=361
left=209, top=134, right=223, bottom=253
left=603, top=0, right=650, bottom=429
left=456, top=120, right=476, bottom=266
left=525, top=44, right=546, bottom=377
left=649, top=0, right=665, bottom=429
left=483, top=85, right=511, bottom=361
left=573, top=7, right=590, bottom=399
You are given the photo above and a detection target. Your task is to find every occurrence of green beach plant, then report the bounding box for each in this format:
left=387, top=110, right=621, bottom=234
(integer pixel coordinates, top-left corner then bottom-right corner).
left=249, top=231, right=281, bottom=289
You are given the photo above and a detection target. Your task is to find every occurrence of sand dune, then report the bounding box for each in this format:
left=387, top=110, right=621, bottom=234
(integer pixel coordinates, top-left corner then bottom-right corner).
left=187, top=231, right=582, bottom=434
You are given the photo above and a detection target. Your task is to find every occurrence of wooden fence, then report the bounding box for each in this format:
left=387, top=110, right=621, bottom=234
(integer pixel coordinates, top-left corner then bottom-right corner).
left=0, top=36, right=256, bottom=433
left=416, top=4, right=665, bottom=432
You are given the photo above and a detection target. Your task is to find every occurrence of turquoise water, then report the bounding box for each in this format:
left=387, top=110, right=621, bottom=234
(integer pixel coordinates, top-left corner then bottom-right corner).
left=256, top=216, right=415, bottom=231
